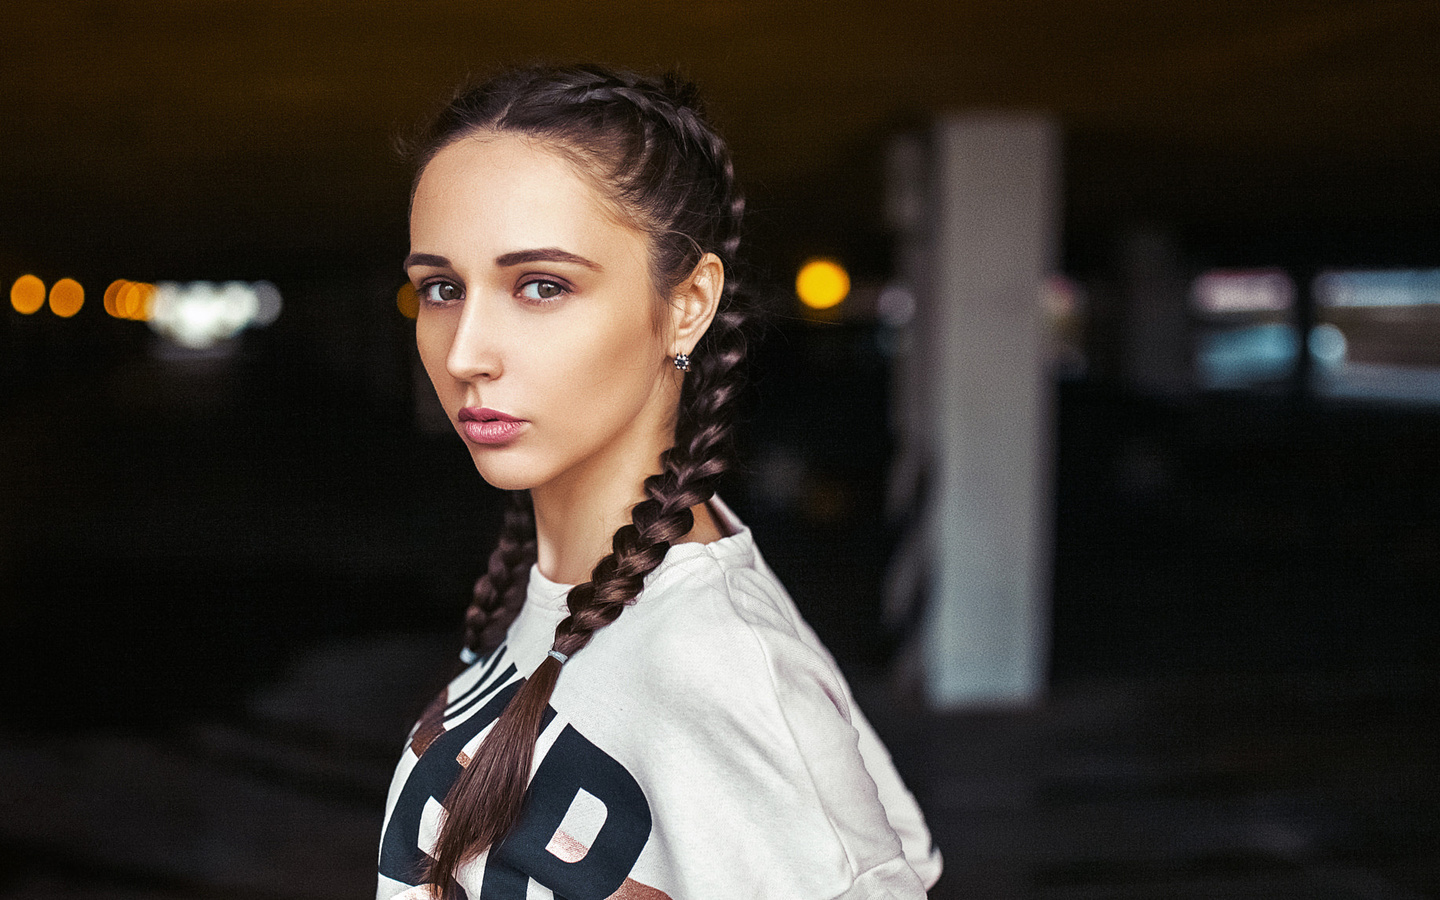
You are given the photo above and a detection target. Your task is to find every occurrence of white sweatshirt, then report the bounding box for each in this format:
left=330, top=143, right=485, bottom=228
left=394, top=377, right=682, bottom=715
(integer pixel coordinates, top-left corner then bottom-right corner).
left=378, top=500, right=942, bottom=899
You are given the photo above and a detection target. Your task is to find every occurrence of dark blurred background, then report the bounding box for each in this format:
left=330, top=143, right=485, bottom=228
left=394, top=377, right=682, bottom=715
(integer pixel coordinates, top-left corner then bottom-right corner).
left=3, top=2, right=1438, bottom=898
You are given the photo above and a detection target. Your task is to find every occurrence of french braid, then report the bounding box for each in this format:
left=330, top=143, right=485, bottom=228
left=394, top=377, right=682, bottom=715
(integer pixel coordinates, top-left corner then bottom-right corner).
left=415, top=66, right=752, bottom=894
left=462, top=490, right=535, bottom=658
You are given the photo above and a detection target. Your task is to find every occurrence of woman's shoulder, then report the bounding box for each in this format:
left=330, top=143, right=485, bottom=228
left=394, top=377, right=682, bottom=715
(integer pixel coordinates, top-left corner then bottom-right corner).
left=639, top=528, right=801, bottom=644
left=603, top=535, right=845, bottom=713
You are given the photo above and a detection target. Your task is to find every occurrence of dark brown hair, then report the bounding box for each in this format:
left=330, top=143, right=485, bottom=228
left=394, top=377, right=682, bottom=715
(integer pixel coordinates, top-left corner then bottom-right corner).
left=412, top=65, right=750, bottom=894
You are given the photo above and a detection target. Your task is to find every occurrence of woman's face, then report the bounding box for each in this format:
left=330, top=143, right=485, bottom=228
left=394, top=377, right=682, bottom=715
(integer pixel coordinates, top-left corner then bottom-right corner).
left=408, top=133, right=680, bottom=497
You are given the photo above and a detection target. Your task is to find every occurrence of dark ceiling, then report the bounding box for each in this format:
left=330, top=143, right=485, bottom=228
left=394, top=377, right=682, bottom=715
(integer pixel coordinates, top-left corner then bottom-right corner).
left=3, top=0, right=1438, bottom=282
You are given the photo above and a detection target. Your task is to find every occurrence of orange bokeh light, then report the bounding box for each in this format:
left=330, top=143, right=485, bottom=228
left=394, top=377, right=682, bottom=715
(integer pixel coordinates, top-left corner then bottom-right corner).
left=119, top=282, right=142, bottom=319
left=104, top=279, right=130, bottom=317
left=117, top=281, right=155, bottom=320
left=796, top=258, right=851, bottom=310
left=49, top=278, right=84, bottom=318
left=397, top=283, right=419, bottom=319
left=11, top=274, right=46, bottom=315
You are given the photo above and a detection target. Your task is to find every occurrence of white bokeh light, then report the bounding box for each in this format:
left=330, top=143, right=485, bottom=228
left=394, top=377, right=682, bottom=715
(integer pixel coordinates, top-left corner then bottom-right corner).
left=1191, top=269, right=1295, bottom=315
left=147, top=280, right=283, bottom=349
left=877, top=283, right=916, bottom=327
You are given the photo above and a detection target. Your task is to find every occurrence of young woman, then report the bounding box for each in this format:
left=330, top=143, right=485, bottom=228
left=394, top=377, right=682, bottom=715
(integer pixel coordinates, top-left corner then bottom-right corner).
left=380, top=65, right=942, bottom=900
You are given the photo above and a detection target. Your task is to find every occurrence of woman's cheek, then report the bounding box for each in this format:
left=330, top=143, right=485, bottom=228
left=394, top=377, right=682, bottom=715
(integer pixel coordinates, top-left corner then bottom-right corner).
left=416, top=319, right=454, bottom=395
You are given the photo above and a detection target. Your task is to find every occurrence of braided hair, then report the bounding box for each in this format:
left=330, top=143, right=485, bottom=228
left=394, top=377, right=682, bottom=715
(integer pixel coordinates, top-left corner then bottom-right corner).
left=411, top=65, right=751, bottom=893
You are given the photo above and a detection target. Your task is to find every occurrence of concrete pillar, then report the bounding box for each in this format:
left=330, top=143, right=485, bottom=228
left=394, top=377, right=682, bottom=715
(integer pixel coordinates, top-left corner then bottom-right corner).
left=920, top=114, right=1061, bottom=708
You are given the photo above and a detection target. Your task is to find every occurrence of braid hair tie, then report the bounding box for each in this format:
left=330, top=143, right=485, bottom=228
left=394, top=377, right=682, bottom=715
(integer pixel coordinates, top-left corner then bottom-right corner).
left=547, top=648, right=569, bottom=665
left=460, top=646, right=479, bottom=664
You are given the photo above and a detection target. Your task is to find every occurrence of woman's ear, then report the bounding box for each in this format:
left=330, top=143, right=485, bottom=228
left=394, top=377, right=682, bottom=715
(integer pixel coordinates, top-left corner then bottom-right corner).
left=668, top=252, right=723, bottom=355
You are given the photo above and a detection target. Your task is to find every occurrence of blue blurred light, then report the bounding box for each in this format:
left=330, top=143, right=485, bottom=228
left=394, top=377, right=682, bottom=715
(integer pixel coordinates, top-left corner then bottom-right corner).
left=1196, top=323, right=1299, bottom=388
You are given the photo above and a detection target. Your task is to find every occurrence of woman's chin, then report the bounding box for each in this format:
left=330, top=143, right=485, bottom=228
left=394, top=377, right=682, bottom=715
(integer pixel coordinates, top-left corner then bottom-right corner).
left=473, top=469, right=536, bottom=493
left=469, top=456, right=543, bottom=493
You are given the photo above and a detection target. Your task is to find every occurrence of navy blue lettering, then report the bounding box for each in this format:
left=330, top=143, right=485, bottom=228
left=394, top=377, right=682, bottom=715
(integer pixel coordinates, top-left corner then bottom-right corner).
left=378, top=668, right=519, bottom=897
left=380, top=667, right=650, bottom=900
left=481, top=724, right=651, bottom=900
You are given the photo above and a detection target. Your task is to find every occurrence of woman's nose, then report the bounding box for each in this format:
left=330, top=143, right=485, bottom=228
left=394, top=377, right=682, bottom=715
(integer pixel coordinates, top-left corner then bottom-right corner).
left=445, top=296, right=503, bottom=382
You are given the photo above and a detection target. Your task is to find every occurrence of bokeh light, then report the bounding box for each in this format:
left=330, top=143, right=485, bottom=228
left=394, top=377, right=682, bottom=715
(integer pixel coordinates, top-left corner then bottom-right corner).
left=147, top=280, right=282, bottom=349
left=10, top=274, right=46, bottom=315
left=397, top=283, right=419, bottom=319
left=1316, top=268, right=1440, bottom=307
left=104, top=279, right=129, bottom=318
left=878, top=283, right=916, bottom=327
left=252, top=281, right=283, bottom=326
left=1309, top=323, right=1348, bottom=367
left=796, top=258, right=850, bottom=310
left=1191, top=269, right=1294, bottom=315
left=49, top=278, right=84, bottom=318
left=118, top=281, right=156, bottom=321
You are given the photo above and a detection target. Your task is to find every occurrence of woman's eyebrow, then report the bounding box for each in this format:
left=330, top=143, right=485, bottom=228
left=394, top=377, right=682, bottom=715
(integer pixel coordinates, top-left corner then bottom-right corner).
left=403, top=252, right=451, bottom=270
left=495, top=248, right=602, bottom=271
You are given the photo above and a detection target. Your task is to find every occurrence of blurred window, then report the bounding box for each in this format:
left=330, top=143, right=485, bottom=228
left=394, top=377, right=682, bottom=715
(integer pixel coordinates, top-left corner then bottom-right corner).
left=1191, top=268, right=1299, bottom=389
left=1314, top=269, right=1440, bottom=404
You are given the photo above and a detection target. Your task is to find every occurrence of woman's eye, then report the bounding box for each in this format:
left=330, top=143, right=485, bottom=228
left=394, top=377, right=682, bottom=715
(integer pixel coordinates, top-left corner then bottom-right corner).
left=519, top=280, right=566, bottom=303
left=420, top=281, right=462, bottom=305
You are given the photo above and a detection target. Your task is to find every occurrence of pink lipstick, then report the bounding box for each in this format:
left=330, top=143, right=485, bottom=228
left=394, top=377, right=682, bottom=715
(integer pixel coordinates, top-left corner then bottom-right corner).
left=458, top=407, right=527, bottom=445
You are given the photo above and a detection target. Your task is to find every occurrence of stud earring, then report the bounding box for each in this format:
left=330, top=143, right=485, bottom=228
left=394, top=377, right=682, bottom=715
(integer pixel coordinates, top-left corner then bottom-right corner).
left=673, top=352, right=691, bottom=372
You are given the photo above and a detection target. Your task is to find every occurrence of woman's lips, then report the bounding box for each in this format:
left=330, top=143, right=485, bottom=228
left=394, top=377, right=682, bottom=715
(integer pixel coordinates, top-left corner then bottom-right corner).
left=458, top=407, right=527, bottom=445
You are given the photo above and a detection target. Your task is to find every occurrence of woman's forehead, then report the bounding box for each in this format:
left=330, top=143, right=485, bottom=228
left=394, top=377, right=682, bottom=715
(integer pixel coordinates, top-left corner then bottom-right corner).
left=411, top=135, right=645, bottom=260
left=417, top=135, right=588, bottom=208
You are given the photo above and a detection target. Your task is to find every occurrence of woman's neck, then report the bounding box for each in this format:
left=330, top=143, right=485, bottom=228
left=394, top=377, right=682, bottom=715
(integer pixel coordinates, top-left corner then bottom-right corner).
left=530, top=473, right=645, bottom=587
left=529, top=466, right=725, bottom=587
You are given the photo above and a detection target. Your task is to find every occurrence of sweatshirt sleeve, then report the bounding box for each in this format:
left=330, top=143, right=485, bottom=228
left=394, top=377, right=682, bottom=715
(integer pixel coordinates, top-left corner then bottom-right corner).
left=778, top=603, right=943, bottom=888
left=599, top=567, right=930, bottom=900
left=849, top=702, right=944, bottom=888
